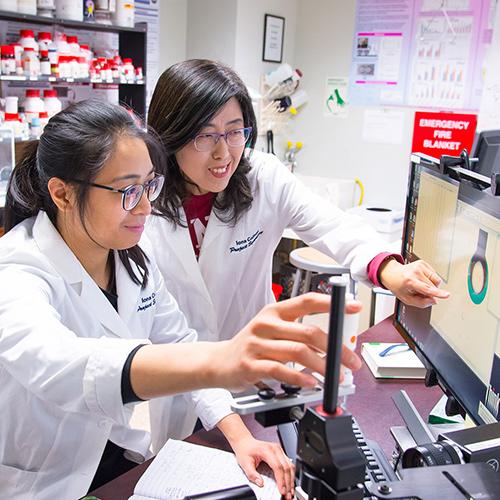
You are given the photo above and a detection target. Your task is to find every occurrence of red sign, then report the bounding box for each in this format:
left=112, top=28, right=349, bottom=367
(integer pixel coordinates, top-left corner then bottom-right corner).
left=411, top=112, right=477, bottom=160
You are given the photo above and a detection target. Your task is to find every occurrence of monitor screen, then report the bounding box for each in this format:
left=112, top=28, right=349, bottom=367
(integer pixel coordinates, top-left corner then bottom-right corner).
left=395, top=153, right=500, bottom=425
left=471, top=129, right=500, bottom=177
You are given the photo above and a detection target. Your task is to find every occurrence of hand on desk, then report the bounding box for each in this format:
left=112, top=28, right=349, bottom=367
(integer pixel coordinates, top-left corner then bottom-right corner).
left=379, top=259, right=450, bottom=308
left=220, top=293, right=362, bottom=391
left=217, top=413, right=295, bottom=498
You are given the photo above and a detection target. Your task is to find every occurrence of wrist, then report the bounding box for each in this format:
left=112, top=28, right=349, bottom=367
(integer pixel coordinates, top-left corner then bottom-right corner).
left=378, top=257, right=402, bottom=289
left=217, top=413, right=253, bottom=447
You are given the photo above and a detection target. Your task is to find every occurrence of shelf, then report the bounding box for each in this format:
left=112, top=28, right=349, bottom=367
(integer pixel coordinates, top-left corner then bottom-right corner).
left=0, top=75, right=144, bottom=85
left=0, top=9, right=146, bottom=34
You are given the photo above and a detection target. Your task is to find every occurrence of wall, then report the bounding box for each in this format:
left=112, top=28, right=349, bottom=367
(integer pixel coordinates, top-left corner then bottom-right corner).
left=157, top=0, right=188, bottom=77
left=234, top=0, right=299, bottom=156
left=290, top=0, right=414, bottom=208
left=234, top=0, right=299, bottom=91
left=185, top=0, right=238, bottom=65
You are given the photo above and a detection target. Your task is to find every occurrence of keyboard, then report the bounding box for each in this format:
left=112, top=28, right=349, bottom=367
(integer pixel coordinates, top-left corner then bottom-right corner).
left=277, top=416, right=398, bottom=498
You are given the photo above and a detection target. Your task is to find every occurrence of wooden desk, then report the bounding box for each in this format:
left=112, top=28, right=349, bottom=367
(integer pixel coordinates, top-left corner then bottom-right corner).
left=89, top=317, right=442, bottom=499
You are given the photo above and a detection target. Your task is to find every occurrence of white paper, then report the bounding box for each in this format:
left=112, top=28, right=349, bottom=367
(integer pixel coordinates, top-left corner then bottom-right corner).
left=362, top=108, right=405, bottom=144
left=324, top=77, right=349, bottom=118
left=129, top=440, right=280, bottom=500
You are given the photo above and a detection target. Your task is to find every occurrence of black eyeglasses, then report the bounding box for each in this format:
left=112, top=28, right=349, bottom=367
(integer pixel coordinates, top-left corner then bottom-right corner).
left=71, top=174, right=165, bottom=211
left=193, top=127, right=252, bottom=152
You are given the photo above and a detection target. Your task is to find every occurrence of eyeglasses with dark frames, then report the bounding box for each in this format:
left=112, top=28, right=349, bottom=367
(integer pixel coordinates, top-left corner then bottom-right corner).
left=71, top=174, right=165, bottom=211
left=193, top=127, right=252, bottom=152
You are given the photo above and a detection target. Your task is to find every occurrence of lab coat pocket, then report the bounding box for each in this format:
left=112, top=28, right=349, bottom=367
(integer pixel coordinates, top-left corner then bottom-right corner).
left=0, top=463, right=38, bottom=492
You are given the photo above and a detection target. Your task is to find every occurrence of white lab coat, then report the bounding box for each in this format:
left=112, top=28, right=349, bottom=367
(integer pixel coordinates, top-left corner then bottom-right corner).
left=146, top=150, right=390, bottom=345
left=0, top=212, right=232, bottom=500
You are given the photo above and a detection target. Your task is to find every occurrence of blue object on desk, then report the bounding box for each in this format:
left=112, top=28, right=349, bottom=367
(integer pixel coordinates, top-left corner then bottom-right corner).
left=379, top=343, right=411, bottom=357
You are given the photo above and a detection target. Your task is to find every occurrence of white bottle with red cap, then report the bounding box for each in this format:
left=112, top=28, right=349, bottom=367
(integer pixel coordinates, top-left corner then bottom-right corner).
left=19, top=30, right=39, bottom=54
left=1, top=45, right=16, bottom=76
left=40, top=50, right=51, bottom=76
left=43, top=89, right=62, bottom=117
left=122, top=58, right=135, bottom=82
left=37, top=32, right=53, bottom=52
left=67, top=36, right=80, bottom=57
left=22, top=48, right=40, bottom=77
left=23, top=89, right=45, bottom=124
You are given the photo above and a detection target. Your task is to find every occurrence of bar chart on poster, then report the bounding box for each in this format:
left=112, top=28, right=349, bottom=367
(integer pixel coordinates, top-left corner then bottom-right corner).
left=349, top=0, right=494, bottom=110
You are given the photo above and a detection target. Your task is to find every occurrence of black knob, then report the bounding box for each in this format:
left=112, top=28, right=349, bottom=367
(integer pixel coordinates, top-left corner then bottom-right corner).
left=257, top=388, right=276, bottom=400
left=280, top=383, right=301, bottom=395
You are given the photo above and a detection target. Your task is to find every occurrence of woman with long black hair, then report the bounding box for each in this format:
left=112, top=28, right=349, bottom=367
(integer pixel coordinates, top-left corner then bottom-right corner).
left=0, top=99, right=352, bottom=498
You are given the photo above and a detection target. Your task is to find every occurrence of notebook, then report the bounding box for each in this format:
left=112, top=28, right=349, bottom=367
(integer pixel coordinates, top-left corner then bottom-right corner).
left=129, top=439, right=279, bottom=500
left=361, top=342, right=426, bottom=379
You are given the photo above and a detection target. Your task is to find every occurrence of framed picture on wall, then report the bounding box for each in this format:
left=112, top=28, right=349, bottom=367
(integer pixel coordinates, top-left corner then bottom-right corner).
left=262, top=14, right=285, bottom=63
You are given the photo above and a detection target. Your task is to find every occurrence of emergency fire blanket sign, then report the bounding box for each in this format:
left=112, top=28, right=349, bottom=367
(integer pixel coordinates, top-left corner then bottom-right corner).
left=411, top=111, right=477, bottom=160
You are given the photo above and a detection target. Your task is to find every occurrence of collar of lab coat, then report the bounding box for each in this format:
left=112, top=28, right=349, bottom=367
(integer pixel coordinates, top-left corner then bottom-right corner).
left=33, top=211, right=136, bottom=338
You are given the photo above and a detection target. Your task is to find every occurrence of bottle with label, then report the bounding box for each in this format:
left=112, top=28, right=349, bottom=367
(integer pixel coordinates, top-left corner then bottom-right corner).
left=67, top=36, right=80, bottom=57
left=37, top=32, right=53, bottom=52
left=23, top=89, right=45, bottom=123
left=43, top=90, right=62, bottom=117
left=39, top=111, right=50, bottom=130
left=113, top=0, right=134, bottom=27
left=19, top=30, right=39, bottom=54
left=4, top=96, right=19, bottom=115
left=30, top=116, right=42, bottom=139
left=22, top=47, right=40, bottom=78
left=122, top=58, right=134, bottom=82
left=40, top=50, right=51, bottom=76
left=1, top=46, right=16, bottom=76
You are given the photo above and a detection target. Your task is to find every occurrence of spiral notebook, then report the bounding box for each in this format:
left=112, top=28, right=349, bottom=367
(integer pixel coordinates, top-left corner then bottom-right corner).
left=129, top=439, right=279, bottom=500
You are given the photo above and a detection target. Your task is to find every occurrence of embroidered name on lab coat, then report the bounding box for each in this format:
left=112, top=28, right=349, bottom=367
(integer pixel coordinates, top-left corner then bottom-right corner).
left=137, top=292, right=156, bottom=312
left=229, top=230, right=263, bottom=253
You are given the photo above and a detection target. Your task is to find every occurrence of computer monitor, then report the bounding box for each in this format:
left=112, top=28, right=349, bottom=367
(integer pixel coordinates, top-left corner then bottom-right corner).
left=394, top=153, right=500, bottom=425
left=471, top=129, right=500, bottom=177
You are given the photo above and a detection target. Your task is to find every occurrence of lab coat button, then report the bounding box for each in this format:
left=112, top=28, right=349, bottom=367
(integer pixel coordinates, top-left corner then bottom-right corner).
left=98, top=419, right=108, bottom=428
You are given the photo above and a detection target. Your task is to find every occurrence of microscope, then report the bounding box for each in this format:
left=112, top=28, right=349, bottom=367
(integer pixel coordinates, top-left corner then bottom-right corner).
left=232, top=278, right=500, bottom=499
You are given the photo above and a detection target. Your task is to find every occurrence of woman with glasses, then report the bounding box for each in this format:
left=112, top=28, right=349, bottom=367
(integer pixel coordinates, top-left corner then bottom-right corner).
left=0, top=99, right=358, bottom=499
left=145, top=58, right=449, bottom=455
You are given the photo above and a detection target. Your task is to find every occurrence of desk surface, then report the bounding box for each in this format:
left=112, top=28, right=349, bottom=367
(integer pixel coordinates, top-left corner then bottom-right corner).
left=90, top=316, right=442, bottom=499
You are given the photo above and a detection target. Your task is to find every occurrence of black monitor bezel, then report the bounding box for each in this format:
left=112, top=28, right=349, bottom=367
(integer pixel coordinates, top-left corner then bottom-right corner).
left=393, top=153, right=499, bottom=425
left=471, top=129, right=500, bottom=177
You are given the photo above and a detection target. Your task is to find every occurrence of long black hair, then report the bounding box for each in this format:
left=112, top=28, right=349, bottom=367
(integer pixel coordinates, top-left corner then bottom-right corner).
left=5, top=99, right=164, bottom=288
left=148, top=59, right=257, bottom=226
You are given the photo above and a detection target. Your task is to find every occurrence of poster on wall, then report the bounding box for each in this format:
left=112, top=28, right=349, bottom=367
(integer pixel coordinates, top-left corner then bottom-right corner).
left=477, top=0, right=500, bottom=130
left=323, top=77, right=349, bottom=117
left=349, top=0, right=494, bottom=111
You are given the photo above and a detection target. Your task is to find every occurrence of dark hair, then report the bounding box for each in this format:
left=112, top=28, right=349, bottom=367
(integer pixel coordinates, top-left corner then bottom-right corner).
left=148, top=59, right=257, bottom=226
left=5, top=99, right=164, bottom=288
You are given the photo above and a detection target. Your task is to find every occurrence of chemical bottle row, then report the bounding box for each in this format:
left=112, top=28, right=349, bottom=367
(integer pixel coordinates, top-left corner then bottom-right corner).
left=0, top=1, right=135, bottom=27
left=1, top=29, right=142, bottom=82
left=1, top=88, right=62, bottom=139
